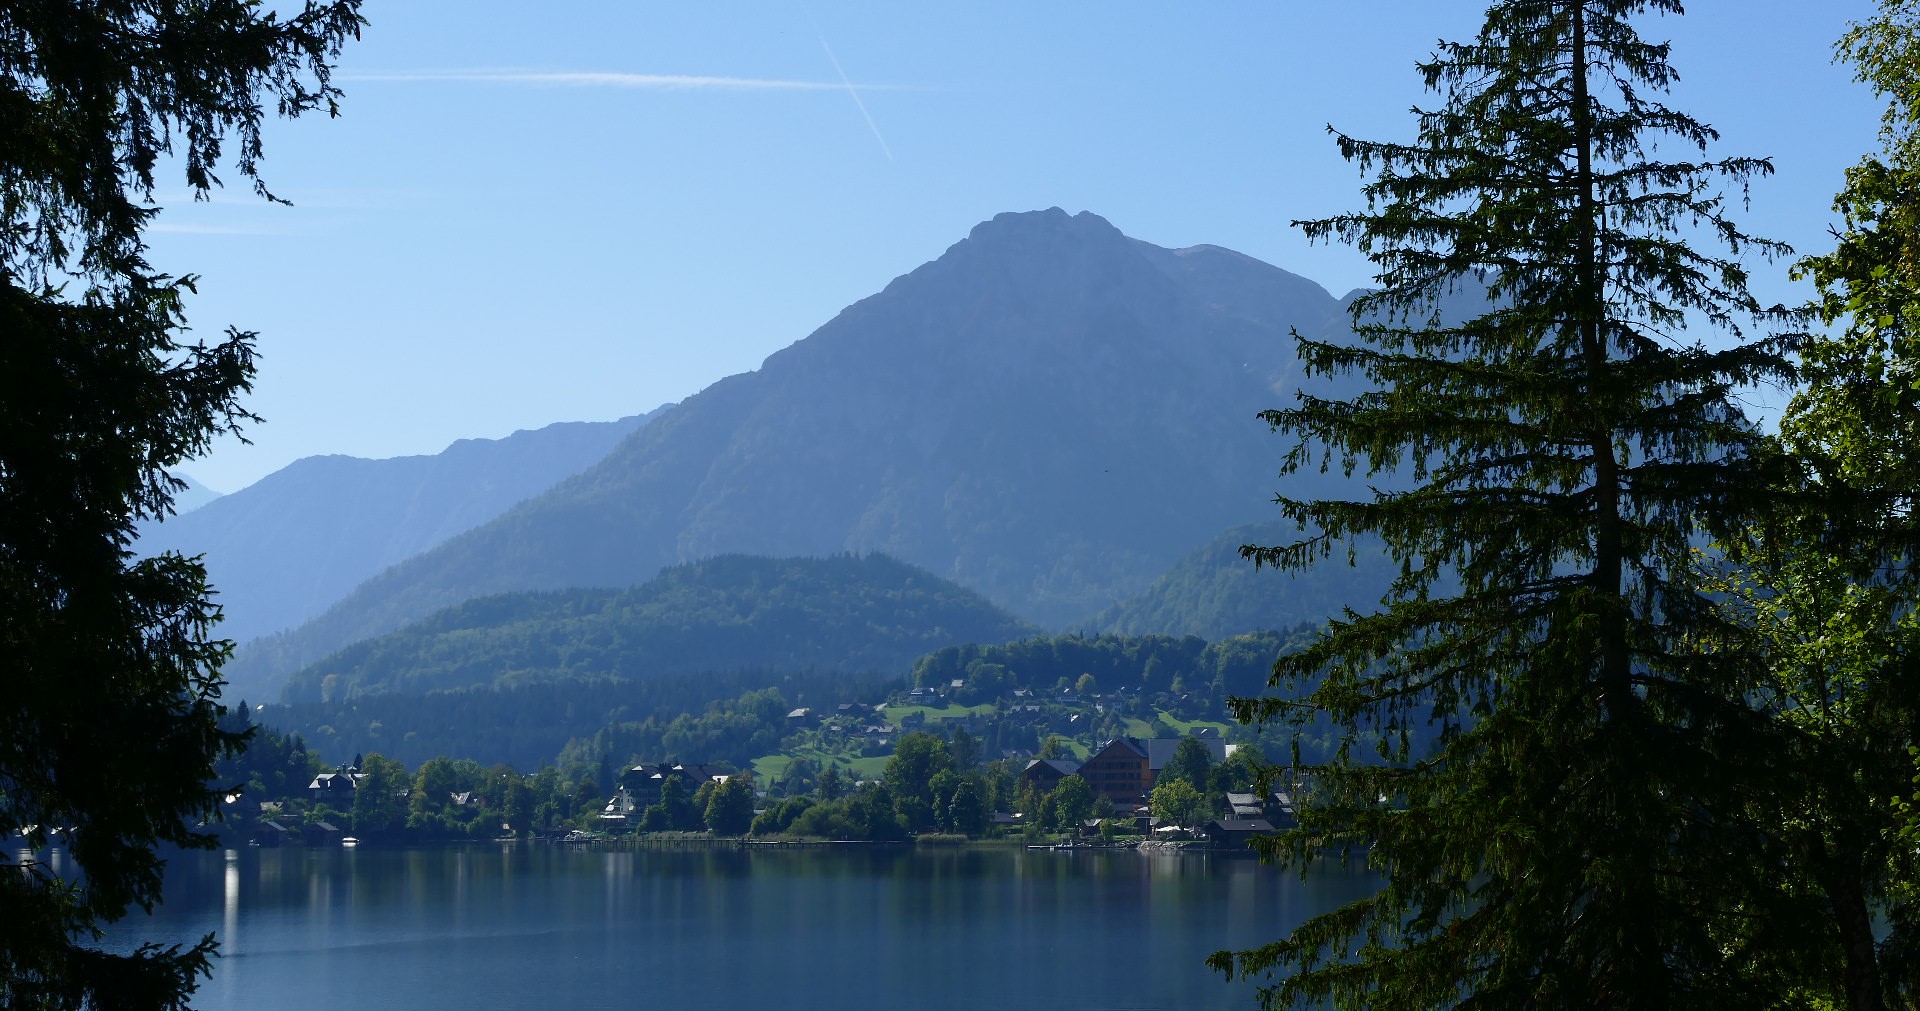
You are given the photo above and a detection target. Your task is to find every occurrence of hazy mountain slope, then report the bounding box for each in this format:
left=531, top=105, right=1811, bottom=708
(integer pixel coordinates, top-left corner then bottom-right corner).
left=280, top=553, right=1036, bottom=703
left=232, top=209, right=1376, bottom=695
left=1090, top=523, right=1403, bottom=641
left=142, top=410, right=662, bottom=650
left=168, top=474, right=224, bottom=514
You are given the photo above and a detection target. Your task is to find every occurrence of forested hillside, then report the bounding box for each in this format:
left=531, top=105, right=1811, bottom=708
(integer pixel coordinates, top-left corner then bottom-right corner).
left=909, top=628, right=1315, bottom=704
left=264, top=628, right=1323, bottom=771
left=280, top=553, right=1035, bottom=703
left=1091, top=523, right=1405, bottom=639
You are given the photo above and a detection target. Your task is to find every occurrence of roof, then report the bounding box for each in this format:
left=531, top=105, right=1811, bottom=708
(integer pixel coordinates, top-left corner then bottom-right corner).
left=1090, top=738, right=1148, bottom=760
left=1206, top=819, right=1276, bottom=833
left=1023, top=758, right=1081, bottom=777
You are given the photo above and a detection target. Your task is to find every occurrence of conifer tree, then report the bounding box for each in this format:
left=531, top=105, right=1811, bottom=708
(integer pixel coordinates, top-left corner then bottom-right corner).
left=0, top=3, right=364, bottom=1008
left=1211, top=2, right=1798, bottom=1007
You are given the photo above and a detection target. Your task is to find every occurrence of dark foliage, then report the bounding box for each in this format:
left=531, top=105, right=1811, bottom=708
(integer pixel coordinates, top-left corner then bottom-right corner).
left=1213, top=2, right=1803, bottom=1007
left=0, top=2, right=364, bottom=1007
left=910, top=627, right=1317, bottom=703
left=267, top=668, right=895, bottom=770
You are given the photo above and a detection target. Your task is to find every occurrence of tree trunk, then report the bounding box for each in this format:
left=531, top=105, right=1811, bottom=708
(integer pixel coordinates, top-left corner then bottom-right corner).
left=1822, top=863, right=1887, bottom=1011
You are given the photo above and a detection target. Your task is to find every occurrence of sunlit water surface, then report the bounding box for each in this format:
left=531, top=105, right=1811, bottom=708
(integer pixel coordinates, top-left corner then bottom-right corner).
left=101, top=843, right=1373, bottom=1011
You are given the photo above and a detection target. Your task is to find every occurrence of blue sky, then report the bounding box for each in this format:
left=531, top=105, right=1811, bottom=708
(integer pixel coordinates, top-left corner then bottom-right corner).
left=153, top=1, right=1883, bottom=492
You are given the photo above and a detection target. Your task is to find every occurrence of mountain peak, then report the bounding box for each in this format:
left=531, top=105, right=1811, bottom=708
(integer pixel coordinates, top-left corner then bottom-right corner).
left=964, top=207, right=1123, bottom=245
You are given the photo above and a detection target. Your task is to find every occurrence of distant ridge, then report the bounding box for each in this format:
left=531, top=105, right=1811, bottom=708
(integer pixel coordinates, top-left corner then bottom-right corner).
left=230, top=208, right=1376, bottom=696
left=1092, top=522, right=1402, bottom=641
left=143, top=408, right=666, bottom=673
left=167, top=473, right=224, bottom=514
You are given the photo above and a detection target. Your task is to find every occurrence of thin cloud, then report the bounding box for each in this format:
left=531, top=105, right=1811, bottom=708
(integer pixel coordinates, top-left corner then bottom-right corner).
left=344, top=70, right=908, bottom=92
left=818, top=37, right=893, bottom=161
left=148, top=222, right=291, bottom=236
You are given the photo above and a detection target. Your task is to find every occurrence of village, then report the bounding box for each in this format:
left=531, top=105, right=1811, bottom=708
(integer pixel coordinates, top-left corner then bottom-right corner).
left=234, top=669, right=1304, bottom=852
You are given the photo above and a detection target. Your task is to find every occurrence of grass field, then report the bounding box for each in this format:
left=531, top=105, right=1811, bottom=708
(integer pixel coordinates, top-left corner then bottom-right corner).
left=1155, top=710, right=1235, bottom=737
left=880, top=702, right=997, bottom=726
left=753, top=748, right=888, bottom=784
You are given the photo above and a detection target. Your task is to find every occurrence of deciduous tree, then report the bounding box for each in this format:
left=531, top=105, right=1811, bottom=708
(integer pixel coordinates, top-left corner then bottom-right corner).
left=703, top=777, right=756, bottom=837
left=351, top=754, right=410, bottom=840
left=1048, top=775, right=1094, bottom=834
left=1148, top=778, right=1206, bottom=833
left=947, top=781, right=987, bottom=837
left=1734, top=3, right=1920, bottom=1005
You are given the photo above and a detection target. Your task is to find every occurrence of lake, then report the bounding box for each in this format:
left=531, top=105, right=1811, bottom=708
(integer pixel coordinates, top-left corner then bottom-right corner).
left=101, top=843, right=1375, bottom=1010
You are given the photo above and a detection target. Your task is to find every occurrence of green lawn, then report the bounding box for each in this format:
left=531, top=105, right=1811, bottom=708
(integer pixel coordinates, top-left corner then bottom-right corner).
left=1155, top=710, right=1235, bottom=737
left=753, top=747, right=888, bottom=784
left=881, top=702, right=996, bottom=726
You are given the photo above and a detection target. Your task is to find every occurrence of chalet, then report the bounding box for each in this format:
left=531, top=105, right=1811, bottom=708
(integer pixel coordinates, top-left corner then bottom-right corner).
left=1078, top=738, right=1151, bottom=805
left=1019, top=758, right=1081, bottom=796
left=1204, top=819, right=1276, bottom=849
left=675, top=763, right=730, bottom=786
left=1268, top=791, right=1299, bottom=828
left=1075, top=736, right=1237, bottom=806
left=253, top=820, right=295, bottom=847
left=620, top=763, right=717, bottom=806
left=1226, top=792, right=1265, bottom=819
left=303, top=820, right=344, bottom=846
left=786, top=707, right=815, bottom=723
left=306, top=768, right=361, bottom=802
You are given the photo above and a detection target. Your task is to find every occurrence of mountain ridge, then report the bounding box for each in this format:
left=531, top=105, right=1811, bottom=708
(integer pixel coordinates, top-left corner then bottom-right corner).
left=227, top=208, right=1376, bottom=698
left=144, top=409, right=666, bottom=659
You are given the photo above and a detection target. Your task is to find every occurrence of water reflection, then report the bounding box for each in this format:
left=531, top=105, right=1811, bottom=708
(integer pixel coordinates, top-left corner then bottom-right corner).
left=119, top=845, right=1374, bottom=1011
left=223, top=850, right=239, bottom=953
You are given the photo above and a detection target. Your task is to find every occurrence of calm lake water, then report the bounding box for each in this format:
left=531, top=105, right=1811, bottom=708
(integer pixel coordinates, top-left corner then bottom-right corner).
left=100, top=843, right=1374, bottom=1011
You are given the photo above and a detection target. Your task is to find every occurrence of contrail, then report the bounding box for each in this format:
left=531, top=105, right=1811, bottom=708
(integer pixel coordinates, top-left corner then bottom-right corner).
left=817, top=37, right=894, bottom=161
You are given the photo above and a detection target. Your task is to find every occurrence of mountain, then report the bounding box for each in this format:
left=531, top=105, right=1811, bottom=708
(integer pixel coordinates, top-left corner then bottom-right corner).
left=168, top=473, right=224, bottom=514
left=231, top=208, right=1374, bottom=698
left=280, top=553, right=1036, bottom=704
left=1090, top=523, right=1402, bottom=640
left=142, top=410, right=664, bottom=652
